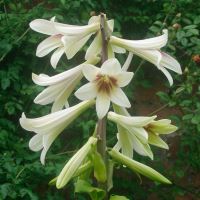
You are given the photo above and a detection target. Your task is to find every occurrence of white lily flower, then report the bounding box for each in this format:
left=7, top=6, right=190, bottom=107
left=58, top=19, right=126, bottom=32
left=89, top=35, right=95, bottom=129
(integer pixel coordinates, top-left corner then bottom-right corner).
left=110, top=30, right=182, bottom=86
left=75, top=58, right=134, bottom=119
left=32, top=56, right=100, bottom=112
left=19, top=100, right=94, bottom=165
left=30, top=16, right=100, bottom=68
left=56, top=136, right=97, bottom=189
left=108, top=111, right=156, bottom=159
left=108, top=108, right=177, bottom=159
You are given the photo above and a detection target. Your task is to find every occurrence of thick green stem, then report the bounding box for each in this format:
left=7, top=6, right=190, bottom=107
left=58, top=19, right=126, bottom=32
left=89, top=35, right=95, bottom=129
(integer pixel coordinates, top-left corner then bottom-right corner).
left=96, top=13, right=108, bottom=198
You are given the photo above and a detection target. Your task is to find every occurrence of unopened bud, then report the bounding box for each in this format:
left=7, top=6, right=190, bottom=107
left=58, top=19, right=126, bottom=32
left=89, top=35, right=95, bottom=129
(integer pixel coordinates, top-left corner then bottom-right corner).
left=90, top=11, right=96, bottom=16
left=176, top=13, right=181, bottom=17
left=173, top=23, right=181, bottom=30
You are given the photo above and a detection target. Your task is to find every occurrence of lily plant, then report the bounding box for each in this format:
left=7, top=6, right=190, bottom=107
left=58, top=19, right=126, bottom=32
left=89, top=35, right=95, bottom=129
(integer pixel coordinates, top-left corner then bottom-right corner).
left=20, top=13, right=182, bottom=200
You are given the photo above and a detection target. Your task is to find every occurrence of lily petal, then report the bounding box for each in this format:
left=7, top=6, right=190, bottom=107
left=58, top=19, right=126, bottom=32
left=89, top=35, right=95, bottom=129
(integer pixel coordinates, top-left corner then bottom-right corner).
left=110, top=29, right=168, bottom=50
left=50, top=47, right=65, bottom=68
left=36, top=36, right=61, bottom=57
left=148, top=133, right=169, bottom=149
left=159, top=67, right=173, bottom=86
left=101, top=58, right=121, bottom=75
left=75, top=82, right=97, bottom=100
left=82, top=64, right=100, bottom=81
left=115, top=72, right=133, bottom=87
left=110, top=88, right=131, bottom=108
left=108, top=112, right=157, bottom=127
left=30, top=19, right=59, bottom=35
left=96, top=94, right=110, bottom=119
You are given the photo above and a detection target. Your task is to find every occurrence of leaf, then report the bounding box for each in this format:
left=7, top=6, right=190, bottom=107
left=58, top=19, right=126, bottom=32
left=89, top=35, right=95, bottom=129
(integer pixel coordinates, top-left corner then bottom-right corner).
left=183, top=25, right=197, bottom=30
left=1, top=78, right=10, bottom=90
left=109, top=149, right=171, bottom=184
left=110, top=195, right=130, bottom=200
left=92, top=151, right=107, bottom=183
left=75, top=180, right=106, bottom=200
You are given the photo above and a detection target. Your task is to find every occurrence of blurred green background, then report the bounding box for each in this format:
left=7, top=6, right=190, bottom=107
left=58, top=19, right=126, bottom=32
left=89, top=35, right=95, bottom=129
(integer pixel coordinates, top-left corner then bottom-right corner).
left=1, top=0, right=200, bottom=199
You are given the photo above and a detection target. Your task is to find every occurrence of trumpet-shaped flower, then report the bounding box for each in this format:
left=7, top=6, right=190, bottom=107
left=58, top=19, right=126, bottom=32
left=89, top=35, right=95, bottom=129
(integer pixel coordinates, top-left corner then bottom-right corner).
left=108, top=111, right=156, bottom=159
left=19, top=100, right=94, bottom=164
left=108, top=110, right=177, bottom=159
left=32, top=56, right=100, bottom=112
left=30, top=16, right=100, bottom=68
left=56, top=136, right=97, bottom=189
left=75, top=58, right=134, bottom=119
left=110, top=30, right=182, bottom=86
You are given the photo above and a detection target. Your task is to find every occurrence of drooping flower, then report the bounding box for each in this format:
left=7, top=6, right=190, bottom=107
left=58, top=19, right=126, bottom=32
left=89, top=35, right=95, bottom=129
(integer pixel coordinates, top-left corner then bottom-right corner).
left=30, top=16, right=100, bottom=68
left=32, top=56, right=100, bottom=112
left=56, top=136, right=97, bottom=189
left=19, top=100, right=94, bottom=164
left=108, top=110, right=156, bottom=159
left=75, top=58, right=134, bottom=119
left=108, top=110, right=177, bottom=159
left=110, top=30, right=182, bottom=86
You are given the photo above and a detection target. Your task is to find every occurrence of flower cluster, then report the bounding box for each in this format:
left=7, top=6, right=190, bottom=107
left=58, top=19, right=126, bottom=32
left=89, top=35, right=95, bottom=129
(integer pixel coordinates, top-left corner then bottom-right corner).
left=20, top=14, right=181, bottom=196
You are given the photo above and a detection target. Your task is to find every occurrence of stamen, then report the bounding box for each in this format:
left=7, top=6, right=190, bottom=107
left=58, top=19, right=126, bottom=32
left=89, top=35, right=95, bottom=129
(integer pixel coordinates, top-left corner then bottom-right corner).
left=94, top=74, right=117, bottom=94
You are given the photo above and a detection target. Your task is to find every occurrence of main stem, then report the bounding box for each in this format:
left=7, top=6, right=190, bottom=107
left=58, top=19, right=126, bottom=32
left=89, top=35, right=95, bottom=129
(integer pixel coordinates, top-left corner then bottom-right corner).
left=97, top=13, right=108, bottom=198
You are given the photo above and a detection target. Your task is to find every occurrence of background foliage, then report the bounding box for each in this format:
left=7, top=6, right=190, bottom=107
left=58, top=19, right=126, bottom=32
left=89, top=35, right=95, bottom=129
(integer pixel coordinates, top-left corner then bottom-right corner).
left=0, top=0, right=200, bottom=199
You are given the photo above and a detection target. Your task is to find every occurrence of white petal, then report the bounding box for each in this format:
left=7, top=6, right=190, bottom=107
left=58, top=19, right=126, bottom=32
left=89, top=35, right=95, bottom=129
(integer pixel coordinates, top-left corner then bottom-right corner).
left=115, top=72, right=133, bottom=87
left=108, top=112, right=157, bottom=127
left=130, top=127, right=148, bottom=144
left=34, top=81, right=66, bottom=105
left=75, top=82, right=97, bottom=100
left=130, top=133, right=153, bottom=159
left=29, top=134, right=43, bottom=152
left=110, top=88, right=131, bottom=108
left=51, top=75, right=82, bottom=112
left=82, top=64, right=100, bottom=81
left=159, top=67, right=173, bottom=86
left=122, top=52, right=133, bottom=71
left=96, top=94, right=110, bottom=119
left=101, top=58, right=121, bottom=75
left=50, top=47, right=65, bottom=68
left=29, top=19, right=58, bottom=35
left=40, top=131, right=60, bottom=165
left=32, top=65, right=83, bottom=86
left=148, top=134, right=169, bottom=149
left=63, top=34, right=92, bottom=59
left=36, top=36, right=61, bottom=57
left=161, top=52, right=182, bottom=74
left=118, top=126, right=133, bottom=158
left=85, top=32, right=101, bottom=60
left=107, top=19, right=114, bottom=32
left=110, top=29, right=168, bottom=50
left=55, top=23, right=99, bottom=36
left=88, top=16, right=100, bottom=25
left=112, top=45, right=126, bottom=54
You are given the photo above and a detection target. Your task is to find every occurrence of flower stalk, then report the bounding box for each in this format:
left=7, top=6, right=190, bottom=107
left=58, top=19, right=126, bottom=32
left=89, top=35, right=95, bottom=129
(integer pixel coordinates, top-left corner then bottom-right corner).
left=97, top=13, right=109, bottom=198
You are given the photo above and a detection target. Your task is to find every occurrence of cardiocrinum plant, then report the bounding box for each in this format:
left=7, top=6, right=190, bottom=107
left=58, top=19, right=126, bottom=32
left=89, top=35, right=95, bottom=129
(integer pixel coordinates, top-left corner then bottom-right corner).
left=20, top=13, right=182, bottom=200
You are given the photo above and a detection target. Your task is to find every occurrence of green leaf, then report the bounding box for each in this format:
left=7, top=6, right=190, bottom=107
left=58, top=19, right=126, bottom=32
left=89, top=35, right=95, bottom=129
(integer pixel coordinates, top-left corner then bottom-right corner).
left=92, top=151, right=107, bottom=183
left=75, top=180, right=106, bottom=200
left=1, top=78, right=10, bottom=90
left=109, top=149, right=171, bottom=184
left=110, top=195, right=130, bottom=200
left=183, top=25, right=197, bottom=30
